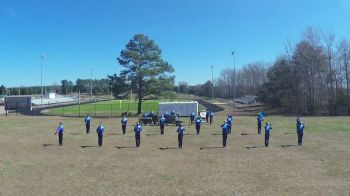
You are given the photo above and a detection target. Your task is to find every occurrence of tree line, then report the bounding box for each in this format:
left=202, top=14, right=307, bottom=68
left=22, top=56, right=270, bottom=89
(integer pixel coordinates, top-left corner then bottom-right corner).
left=0, top=79, right=112, bottom=96
left=175, top=62, right=268, bottom=99
left=259, top=27, right=350, bottom=115
left=177, top=27, right=350, bottom=116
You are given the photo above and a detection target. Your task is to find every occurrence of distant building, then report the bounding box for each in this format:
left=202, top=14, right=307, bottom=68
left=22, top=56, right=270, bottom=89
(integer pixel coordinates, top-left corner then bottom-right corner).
left=45, top=92, right=56, bottom=99
left=235, top=95, right=257, bottom=104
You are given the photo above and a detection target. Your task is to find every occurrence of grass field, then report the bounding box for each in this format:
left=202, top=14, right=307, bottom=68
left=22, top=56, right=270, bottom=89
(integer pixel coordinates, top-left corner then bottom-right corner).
left=44, top=100, right=206, bottom=117
left=0, top=114, right=349, bottom=195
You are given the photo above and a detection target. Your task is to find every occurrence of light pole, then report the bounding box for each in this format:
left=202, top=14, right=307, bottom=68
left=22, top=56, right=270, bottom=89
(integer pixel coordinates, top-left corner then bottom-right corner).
left=90, top=68, right=93, bottom=97
left=40, top=54, right=46, bottom=108
left=231, top=51, right=236, bottom=114
left=211, top=65, right=214, bottom=100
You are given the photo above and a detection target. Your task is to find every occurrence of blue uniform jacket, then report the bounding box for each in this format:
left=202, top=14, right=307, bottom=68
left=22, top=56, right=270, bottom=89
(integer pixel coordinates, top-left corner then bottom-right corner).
left=121, top=117, right=128, bottom=125
left=297, top=124, right=305, bottom=134
left=195, top=119, right=201, bottom=127
left=56, top=125, right=64, bottom=134
left=164, top=112, right=169, bottom=118
left=160, top=117, right=166, bottom=125
left=134, top=125, right=142, bottom=134
left=96, top=125, right=104, bottom=134
left=227, top=117, right=232, bottom=125
left=177, top=127, right=185, bottom=135
left=257, top=117, right=263, bottom=125
left=265, top=125, right=272, bottom=134
left=221, top=123, right=229, bottom=134
left=85, top=116, right=91, bottom=124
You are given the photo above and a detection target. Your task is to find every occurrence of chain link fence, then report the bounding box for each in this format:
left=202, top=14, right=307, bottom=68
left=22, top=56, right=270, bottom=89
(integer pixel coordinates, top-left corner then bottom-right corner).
left=43, top=102, right=159, bottom=117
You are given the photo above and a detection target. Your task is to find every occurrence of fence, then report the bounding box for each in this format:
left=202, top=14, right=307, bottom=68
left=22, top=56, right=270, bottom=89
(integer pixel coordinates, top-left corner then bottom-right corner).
left=44, top=102, right=159, bottom=117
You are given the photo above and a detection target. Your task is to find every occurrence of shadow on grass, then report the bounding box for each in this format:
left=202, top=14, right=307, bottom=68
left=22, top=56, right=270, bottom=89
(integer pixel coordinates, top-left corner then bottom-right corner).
left=81, top=145, right=100, bottom=148
left=211, top=133, right=222, bottom=136
left=42, top=144, right=55, bottom=147
left=184, top=133, right=197, bottom=136
left=245, top=146, right=265, bottom=149
left=145, top=133, right=161, bottom=136
left=159, top=147, right=178, bottom=150
left=281, top=144, right=299, bottom=148
left=241, top=133, right=256, bottom=136
left=106, top=133, right=123, bottom=135
left=200, top=146, right=224, bottom=150
left=70, top=133, right=83, bottom=135
left=284, top=133, right=296, bottom=135
left=115, top=146, right=137, bottom=149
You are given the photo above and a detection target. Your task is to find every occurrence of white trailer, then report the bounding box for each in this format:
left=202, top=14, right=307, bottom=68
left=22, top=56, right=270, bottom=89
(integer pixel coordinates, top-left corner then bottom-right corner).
left=158, top=101, right=198, bottom=117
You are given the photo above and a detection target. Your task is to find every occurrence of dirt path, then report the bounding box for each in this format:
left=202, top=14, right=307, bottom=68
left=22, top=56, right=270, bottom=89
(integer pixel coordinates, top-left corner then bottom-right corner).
left=194, top=99, right=225, bottom=113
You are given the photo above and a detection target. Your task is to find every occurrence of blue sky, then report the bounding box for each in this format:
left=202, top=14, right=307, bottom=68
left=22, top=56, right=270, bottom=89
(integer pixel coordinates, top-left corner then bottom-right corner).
left=1, top=0, right=350, bottom=87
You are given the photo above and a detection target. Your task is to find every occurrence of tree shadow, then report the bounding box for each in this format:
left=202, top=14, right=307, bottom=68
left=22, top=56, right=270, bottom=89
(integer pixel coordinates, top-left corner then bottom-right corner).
left=115, top=146, right=137, bottom=149
left=81, top=145, right=100, bottom=148
left=245, top=146, right=265, bottom=149
left=281, top=144, right=299, bottom=148
left=42, top=144, right=55, bottom=147
left=200, top=146, right=224, bottom=150
left=159, top=147, right=178, bottom=150
left=284, top=133, right=296, bottom=135
left=241, top=133, right=256, bottom=136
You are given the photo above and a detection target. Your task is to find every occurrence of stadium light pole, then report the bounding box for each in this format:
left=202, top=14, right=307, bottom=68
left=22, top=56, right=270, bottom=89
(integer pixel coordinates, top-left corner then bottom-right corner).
left=40, top=54, right=46, bottom=108
left=90, top=68, right=93, bottom=97
left=211, top=65, right=214, bottom=100
left=231, top=51, right=236, bottom=114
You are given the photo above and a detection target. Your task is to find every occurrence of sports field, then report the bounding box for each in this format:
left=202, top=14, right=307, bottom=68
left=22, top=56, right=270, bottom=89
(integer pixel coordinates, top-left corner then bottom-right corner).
left=44, top=100, right=206, bottom=117
left=0, top=113, right=349, bottom=195
left=44, top=100, right=160, bottom=117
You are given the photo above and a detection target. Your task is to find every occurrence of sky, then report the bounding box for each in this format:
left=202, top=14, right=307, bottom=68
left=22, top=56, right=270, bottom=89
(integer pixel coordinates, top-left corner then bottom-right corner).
left=1, top=0, right=350, bottom=87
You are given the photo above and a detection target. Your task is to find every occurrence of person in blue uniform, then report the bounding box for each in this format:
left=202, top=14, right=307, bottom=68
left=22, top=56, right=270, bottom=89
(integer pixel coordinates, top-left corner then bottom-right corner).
left=264, top=123, right=272, bottom=147
left=159, top=115, right=166, bottom=135
left=296, top=115, right=301, bottom=132
left=55, top=122, right=64, bottom=146
left=190, top=112, right=195, bottom=125
left=134, top=122, right=143, bottom=147
left=164, top=110, right=169, bottom=118
left=195, top=116, right=202, bottom=135
left=257, top=114, right=263, bottom=134
left=221, top=121, right=229, bottom=148
left=170, top=110, right=176, bottom=116
left=205, top=110, right=209, bottom=123
left=85, top=114, right=91, bottom=134
left=209, top=111, right=214, bottom=125
left=177, top=124, right=185, bottom=149
left=149, top=111, right=155, bottom=126
left=297, top=123, right=305, bottom=145
left=121, top=115, right=128, bottom=134
left=96, top=122, right=104, bottom=147
left=227, top=115, right=233, bottom=134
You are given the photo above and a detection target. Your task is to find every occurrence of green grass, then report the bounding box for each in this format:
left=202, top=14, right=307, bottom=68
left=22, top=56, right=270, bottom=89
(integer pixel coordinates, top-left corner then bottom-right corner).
left=45, top=100, right=159, bottom=116
left=237, top=115, right=350, bottom=133
left=44, top=99, right=206, bottom=117
left=0, top=115, right=349, bottom=195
